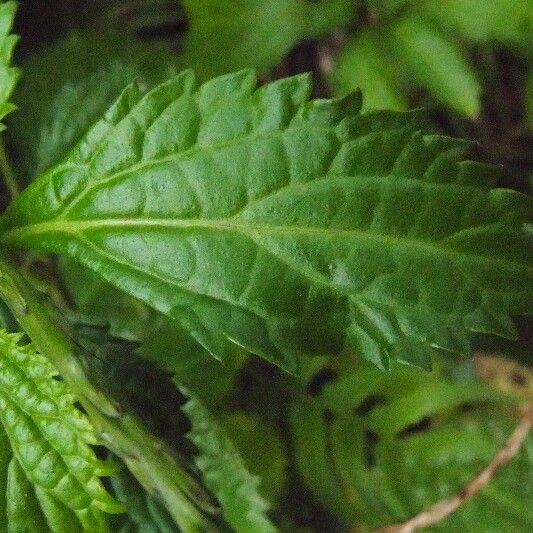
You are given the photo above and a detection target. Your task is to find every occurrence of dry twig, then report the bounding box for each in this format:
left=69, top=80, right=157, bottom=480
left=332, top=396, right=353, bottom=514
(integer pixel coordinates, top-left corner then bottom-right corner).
left=373, top=403, right=533, bottom=533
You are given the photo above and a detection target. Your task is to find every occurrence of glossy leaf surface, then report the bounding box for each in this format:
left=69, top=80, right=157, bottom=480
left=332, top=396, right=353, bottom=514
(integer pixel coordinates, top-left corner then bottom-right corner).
left=1, top=70, right=532, bottom=372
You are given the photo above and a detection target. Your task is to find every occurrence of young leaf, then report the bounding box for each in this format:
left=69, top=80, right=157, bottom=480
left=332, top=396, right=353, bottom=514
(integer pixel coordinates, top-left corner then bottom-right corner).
left=0, top=330, right=122, bottom=531
left=331, top=29, right=407, bottom=111
left=219, top=413, right=288, bottom=505
left=0, top=0, right=20, bottom=129
left=0, top=258, right=226, bottom=532
left=420, top=0, right=533, bottom=52
left=291, top=363, right=532, bottom=530
left=183, top=396, right=277, bottom=533
left=388, top=16, right=481, bottom=117
left=1, top=70, right=532, bottom=372
left=180, top=0, right=355, bottom=80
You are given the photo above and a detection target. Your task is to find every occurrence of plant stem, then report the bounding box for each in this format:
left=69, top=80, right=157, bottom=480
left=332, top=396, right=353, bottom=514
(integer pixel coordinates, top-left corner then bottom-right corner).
left=0, top=136, right=18, bottom=198
left=0, top=256, right=222, bottom=533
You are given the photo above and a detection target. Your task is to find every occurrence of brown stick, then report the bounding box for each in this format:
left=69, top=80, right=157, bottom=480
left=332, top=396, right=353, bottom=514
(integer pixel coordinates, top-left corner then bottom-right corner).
left=374, top=403, right=533, bottom=533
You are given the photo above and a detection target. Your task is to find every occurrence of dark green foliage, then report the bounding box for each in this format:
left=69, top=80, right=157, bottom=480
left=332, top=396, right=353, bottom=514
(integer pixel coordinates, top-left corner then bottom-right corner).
left=0, top=2, right=531, bottom=532
left=291, top=362, right=533, bottom=531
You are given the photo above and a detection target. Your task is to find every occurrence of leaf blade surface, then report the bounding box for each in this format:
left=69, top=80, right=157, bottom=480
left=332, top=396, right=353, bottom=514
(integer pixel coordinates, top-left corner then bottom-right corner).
left=1, top=70, right=532, bottom=370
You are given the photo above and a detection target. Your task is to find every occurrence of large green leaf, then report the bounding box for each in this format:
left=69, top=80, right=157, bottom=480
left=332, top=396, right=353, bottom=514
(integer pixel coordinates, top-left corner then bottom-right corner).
left=0, top=330, right=122, bottom=532
left=179, top=0, right=355, bottom=80
left=0, top=0, right=19, bottom=129
left=290, top=362, right=533, bottom=531
left=1, top=70, right=532, bottom=372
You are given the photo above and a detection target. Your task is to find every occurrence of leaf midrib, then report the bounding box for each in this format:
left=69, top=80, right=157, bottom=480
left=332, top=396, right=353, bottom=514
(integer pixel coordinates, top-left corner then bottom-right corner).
left=2, top=216, right=531, bottom=275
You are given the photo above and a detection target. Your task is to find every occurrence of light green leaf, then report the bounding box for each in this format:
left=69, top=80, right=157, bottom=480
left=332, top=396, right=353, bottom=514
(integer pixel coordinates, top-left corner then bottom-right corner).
left=0, top=0, right=19, bottom=129
left=291, top=362, right=533, bottom=531
left=1, top=70, right=532, bottom=372
left=420, top=0, right=533, bottom=53
left=180, top=0, right=355, bottom=80
left=331, top=29, right=407, bottom=111
left=0, top=330, right=122, bottom=531
left=9, top=29, right=178, bottom=177
left=220, top=413, right=288, bottom=505
left=389, top=16, right=481, bottom=117
left=183, top=396, right=277, bottom=533
left=0, top=260, right=225, bottom=533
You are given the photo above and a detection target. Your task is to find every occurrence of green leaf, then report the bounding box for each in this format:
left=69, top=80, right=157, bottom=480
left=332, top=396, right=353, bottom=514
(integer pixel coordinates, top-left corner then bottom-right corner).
left=0, top=330, right=122, bottom=531
left=180, top=0, right=355, bottom=80
left=290, top=362, right=532, bottom=531
left=331, top=29, right=407, bottom=111
left=420, top=0, right=533, bottom=53
left=220, top=413, right=288, bottom=505
left=110, top=463, right=180, bottom=533
left=9, top=29, right=178, bottom=177
left=183, top=396, right=277, bottom=533
left=139, top=316, right=245, bottom=406
left=62, top=261, right=243, bottom=405
left=61, top=259, right=155, bottom=341
left=1, top=70, right=532, bottom=372
left=388, top=16, right=481, bottom=117
left=0, top=0, right=19, bottom=130
left=0, top=259, right=225, bottom=532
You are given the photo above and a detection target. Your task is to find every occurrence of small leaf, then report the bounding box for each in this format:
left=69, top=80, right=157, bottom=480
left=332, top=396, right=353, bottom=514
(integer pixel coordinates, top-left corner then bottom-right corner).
left=331, top=29, right=407, bottom=111
left=0, top=330, right=122, bottom=531
left=0, top=0, right=20, bottom=130
left=389, top=16, right=481, bottom=117
left=183, top=396, right=277, bottom=533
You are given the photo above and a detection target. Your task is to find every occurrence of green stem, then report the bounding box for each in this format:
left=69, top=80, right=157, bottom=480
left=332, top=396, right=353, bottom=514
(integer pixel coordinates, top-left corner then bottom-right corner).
left=0, top=137, right=18, bottom=198
left=0, top=257, right=221, bottom=533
